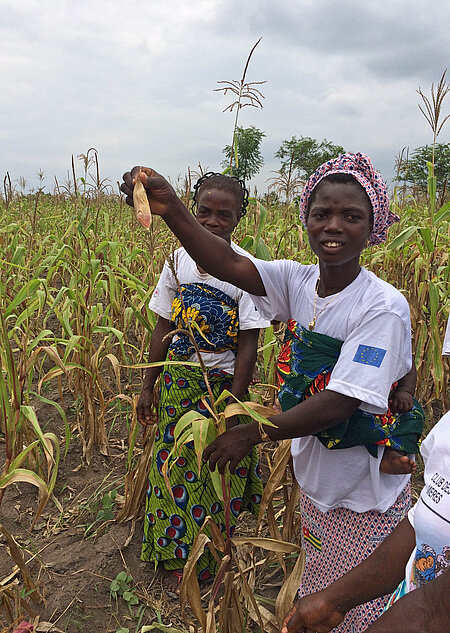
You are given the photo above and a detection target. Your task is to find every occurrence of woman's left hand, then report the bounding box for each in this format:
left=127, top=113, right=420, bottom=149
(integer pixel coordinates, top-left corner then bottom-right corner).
left=203, top=423, right=260, bottom=473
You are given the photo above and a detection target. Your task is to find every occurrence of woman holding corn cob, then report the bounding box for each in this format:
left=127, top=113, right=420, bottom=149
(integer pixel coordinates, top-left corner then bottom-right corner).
left=121, top=153, right=422, bottom=630
left=133, top=173, right=269, bottom=595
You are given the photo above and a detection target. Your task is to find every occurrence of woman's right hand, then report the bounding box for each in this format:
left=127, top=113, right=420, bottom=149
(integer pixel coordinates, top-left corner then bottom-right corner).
left=136, top=387, right=159, bottom=426
left=281, top=593, right=345, bottom=633
left=120, top=167, right=179, bottom=217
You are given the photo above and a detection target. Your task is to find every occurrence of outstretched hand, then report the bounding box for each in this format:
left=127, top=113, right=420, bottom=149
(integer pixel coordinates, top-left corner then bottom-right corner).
left=120, top=167, right=178, bottom=217
left=281, top=593, right=345, bottom=633
left=203, top=423, right=259, bottom=474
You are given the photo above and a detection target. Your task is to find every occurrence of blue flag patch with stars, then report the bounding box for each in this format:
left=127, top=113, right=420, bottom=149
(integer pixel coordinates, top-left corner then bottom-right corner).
left=353, top=344, right=386, bottom=367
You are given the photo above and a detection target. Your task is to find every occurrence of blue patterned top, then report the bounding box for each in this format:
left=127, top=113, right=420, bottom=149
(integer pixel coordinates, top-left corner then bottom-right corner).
left=169, top=283, right=239, bottom=359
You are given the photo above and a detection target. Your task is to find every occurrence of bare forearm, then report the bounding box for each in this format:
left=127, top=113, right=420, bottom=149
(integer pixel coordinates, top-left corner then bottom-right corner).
left=143, top=317, right=173, bottom=389
left=282, top=519, right=416, bottom=633
left=260, top=389, right=361, bottom=442
left=205, top=384, right=363, bottom=472
left=365, top=566, right=450, bottom=633
left=397, top=361, right=416, bottom=395
left=324, top=518, right=415, bottom=615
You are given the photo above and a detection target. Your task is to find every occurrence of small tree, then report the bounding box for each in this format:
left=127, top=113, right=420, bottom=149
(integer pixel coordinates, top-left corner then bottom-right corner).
left=222, top=126, right=266, bottom=181
left=395, top=143, right=450, bottom=198
left=275, top=136, right=345, bottom=179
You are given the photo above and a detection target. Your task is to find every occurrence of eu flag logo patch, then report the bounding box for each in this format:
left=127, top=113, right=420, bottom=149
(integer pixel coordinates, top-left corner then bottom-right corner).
left=353, top=345, right=386, bottom=367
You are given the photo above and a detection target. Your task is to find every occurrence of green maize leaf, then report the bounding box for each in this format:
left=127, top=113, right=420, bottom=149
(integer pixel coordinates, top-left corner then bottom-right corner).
left=215, top=389, right=278, bottom=427
left=172, top=428, right=194, bottom=453
left=430, top=324, right=444, bottom=387
left=15, top=298, right=41, bottom=328
left=0, top=370, right=12, bottom=431
left=5, top=439, right=42, bottom=472
left=234, top=135, right=239, bottom=168
left=433, top=200, right=450, bottom=226
left=29, top=330, right=55, bottom=351
left=36, top=288, right=46, bottom=309
left=262, top=326, right=277, bottom=375
left=21, top=405, right=59, bottom=461
left=255, top=237, right=272, bottom=261
left=427, top=165, right=436, bottom=215
left=238, top=235, right=254, bottom=252
left=60, top=308, right=74, bottom=338
left=192, top=416, right=217, bottom=475
left=418, top=227, right=434, bottom=253
left=90, top=258, right=102, bottom=278
left=11, top=246, right=26, bottom=265
left=0, top=312, right=21, bottom=410
left=429, top=281, right=439, bottom=316
left=174, top=410, right=207, bottom=440
left=0, top=222, right=20, bottom=234
left=49, top=285, right=70, bottom=309
left=254, top=202, right=268, bottom=249
left=93, top=327, right=125, bottom=359
left=4, top=278, right=42, bottom=318
left=123, top=306, right=134, bottom=330
left=62, top=335, right=83, bottom=362
left=387, top=226, right=418, bottom=250
left=209, top=465, right=225, bottom=502
left=30, top=391, right=71, bottom=456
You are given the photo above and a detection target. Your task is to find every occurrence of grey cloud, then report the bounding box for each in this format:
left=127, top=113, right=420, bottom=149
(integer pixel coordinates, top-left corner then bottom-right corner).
left=215, top=0, right=449, bottom=82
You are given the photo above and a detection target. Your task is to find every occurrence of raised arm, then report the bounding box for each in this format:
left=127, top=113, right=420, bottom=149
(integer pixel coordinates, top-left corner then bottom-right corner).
left=121, top=167, right=265, bottom=296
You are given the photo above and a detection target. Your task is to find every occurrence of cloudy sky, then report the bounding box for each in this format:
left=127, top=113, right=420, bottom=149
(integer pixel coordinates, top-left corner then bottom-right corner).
left=1, top=0, right=449, bottom=194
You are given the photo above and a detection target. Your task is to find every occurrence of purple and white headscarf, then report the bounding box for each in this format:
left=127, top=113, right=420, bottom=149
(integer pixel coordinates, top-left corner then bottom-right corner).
left=299, top=152, right=399, bottom=246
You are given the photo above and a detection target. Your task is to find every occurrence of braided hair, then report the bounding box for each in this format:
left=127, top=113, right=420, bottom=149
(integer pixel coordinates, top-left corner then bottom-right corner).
left=192, top=172, right=250, bottom=218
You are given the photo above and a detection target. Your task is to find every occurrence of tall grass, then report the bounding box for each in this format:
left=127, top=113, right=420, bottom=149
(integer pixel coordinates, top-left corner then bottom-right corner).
left=0, top=153, right=448, bottom=630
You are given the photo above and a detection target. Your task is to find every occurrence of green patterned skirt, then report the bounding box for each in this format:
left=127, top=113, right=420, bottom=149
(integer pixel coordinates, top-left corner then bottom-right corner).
left=141, top=361, right=262, bottom=581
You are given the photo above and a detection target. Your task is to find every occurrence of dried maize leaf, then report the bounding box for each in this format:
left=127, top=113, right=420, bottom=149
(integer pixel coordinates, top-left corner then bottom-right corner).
left=133, top=170, right=152, bottom=230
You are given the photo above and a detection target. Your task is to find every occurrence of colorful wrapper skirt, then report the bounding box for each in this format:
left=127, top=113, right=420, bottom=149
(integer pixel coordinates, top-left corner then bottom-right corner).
left=141, top=362, right=262, bottom=580
left=298, top=483, right=411, bottom=632
left=278, top=320, right=424, bottom=456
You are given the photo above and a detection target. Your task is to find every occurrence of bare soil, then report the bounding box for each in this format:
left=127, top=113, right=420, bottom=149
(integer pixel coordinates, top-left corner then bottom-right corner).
left=0, top=394, right=191, bottom=633
left=1, top=384, right=435, bottom=633
left=0, top=394, right=281, bottom=633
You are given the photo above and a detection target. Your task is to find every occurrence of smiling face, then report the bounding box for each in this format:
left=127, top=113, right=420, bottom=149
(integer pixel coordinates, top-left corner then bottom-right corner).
left=306, top=179, right=373, bottom=274
left=195, top=188, right=241, bottom=243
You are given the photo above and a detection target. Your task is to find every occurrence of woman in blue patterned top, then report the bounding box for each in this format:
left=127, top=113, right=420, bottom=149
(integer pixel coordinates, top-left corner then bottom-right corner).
left=137, top=173, right=269, bottom=595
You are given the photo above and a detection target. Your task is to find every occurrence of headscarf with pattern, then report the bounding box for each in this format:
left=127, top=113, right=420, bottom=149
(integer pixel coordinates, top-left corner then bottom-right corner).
left=299, top=152, right=398, bottom=246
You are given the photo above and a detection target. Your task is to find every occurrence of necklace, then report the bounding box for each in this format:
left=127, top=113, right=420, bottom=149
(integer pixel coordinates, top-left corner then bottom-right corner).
left=308, top=278, right=343, bottom=331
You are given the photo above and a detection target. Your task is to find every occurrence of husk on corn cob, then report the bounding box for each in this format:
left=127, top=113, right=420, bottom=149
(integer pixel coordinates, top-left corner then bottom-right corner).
left=133, top=169, right=152, bottom=230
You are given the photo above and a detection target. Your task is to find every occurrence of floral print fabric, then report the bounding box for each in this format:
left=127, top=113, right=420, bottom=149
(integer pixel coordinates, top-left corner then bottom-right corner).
left=298, top=152, right=399, bottom=246
left=277, top=320, right=424, bottom=456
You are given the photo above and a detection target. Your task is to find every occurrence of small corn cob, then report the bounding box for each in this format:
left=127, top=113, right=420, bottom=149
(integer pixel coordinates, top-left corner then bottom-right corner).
left=133, top=169, right=152, bottom=230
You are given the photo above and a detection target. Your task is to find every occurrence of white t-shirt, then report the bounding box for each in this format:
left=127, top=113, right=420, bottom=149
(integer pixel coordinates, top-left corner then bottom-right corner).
left=149, top=242, right=270, bottom=375
left=404, top=411, right=450, bottom=591
left=443, top=319, right=450, bottom=356
left=250, top=260, right=413, bottom=513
